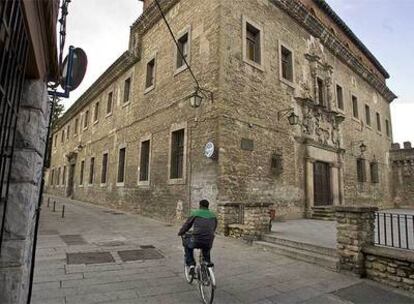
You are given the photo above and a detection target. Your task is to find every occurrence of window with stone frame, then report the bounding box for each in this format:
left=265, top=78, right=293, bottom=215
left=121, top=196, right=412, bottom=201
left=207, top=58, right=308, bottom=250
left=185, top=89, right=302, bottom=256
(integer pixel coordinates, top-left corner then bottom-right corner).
left=145, top=58, right=156, bottom=89
left=123, top=78, right=131, bottom=104
left=386, top=119, right=391, bottom=137
left=245, top=22, right=261, bottom=64
left=370, top=161, right=379, bottom=183
left=117, top=147, right=126, bottom=183
left=57, top=167, right=61, bottom=185
left=50, top=169, right=54, bottom=186
left=89, top=157, right=95, bottom=184
left=74, top=118, right=78, bottom=135
left=62, top=166, right=66, bottom=186
left=271, top=153, right=283, bottom=177
left=280, top=45, right=293, bottom=82
left=101, top=153, right=108, bottom=184
left=336, top=85, right=344, bottom=110
left=170, top=129, right=185, bottom=179
left=317, top=77, right=325, bottom=106
left=376, top=112, right=381, bottom=132
left=139, top=140, right=151, bottom=182
left=61, top=130, right=65, bottom=143
left=80, top=160, right=85, bottom=185
left=177, top=32, right=189, bottom=69
left=84, top=110, right=89, bottom=128
left=67, top=125, right=70, bottom=139
left=106, top=92, right=113, bottom=114
left=54, top=134, right=58, bottom=147
left=365, top=104, right=371, bottom=126
left=357, top=158, right=367, bottom=183
left=94, top=102, right=99, bottom=122
left=352, top=95, right=359, bottom=119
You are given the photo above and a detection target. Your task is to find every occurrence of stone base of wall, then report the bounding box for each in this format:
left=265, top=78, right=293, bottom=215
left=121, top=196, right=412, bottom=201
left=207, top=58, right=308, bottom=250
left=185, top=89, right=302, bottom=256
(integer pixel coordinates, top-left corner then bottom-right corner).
left=364, top=246, right=414, bottom=292
left=218, top=202, right=272, bottom=240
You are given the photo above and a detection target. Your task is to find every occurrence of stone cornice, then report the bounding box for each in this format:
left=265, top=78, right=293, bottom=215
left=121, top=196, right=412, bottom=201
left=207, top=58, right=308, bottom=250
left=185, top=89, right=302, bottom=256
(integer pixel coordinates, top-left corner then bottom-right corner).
left=54, top=51, right=139, bottom=131
left=270, top=0, right=397, bottom=103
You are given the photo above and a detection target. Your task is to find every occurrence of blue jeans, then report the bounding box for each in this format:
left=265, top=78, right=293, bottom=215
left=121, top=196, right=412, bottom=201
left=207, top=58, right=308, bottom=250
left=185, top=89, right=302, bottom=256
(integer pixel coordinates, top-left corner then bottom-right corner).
left=184, top=238, right=211, bottom=266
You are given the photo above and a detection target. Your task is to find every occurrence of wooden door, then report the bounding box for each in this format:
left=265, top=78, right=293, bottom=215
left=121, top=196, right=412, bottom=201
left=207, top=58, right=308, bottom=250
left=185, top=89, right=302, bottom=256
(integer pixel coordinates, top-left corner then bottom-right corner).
left=66, top=164, right=75, bottom=197
left=313, top=161, right=332, bottom=206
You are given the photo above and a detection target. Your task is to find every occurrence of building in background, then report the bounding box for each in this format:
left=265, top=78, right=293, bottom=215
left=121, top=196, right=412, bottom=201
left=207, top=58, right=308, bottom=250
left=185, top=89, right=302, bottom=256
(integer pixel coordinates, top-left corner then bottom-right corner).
left=46, top=0, right=397, bottom=229
left=391, top=142, right=414, bottom=209
left=0, top=0, right=59, bottom=303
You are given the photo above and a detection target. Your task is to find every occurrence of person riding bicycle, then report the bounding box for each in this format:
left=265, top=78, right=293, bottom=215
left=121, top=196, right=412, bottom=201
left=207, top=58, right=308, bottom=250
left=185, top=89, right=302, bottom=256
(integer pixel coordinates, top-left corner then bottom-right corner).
left=178, top=199, right=217, bottom=274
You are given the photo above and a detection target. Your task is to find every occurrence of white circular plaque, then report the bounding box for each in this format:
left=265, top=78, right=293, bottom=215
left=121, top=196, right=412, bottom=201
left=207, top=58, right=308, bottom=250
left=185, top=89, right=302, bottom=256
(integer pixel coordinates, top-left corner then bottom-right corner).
left=204, top=142, right=215, bottom=158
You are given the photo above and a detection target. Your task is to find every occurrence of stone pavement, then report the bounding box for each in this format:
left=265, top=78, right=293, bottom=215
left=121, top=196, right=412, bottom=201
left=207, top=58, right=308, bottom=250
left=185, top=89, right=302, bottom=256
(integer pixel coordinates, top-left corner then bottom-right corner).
left=32, top=196, right=414, bottom=304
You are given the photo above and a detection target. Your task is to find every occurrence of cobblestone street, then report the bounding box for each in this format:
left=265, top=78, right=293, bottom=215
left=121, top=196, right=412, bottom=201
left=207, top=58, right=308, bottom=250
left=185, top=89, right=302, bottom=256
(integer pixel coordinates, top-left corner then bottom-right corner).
left=32, top=196, right=414, bottom=304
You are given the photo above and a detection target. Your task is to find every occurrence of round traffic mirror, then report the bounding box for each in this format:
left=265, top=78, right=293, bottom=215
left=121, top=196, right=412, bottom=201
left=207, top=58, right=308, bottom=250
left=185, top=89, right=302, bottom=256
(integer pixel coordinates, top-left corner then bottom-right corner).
left=60, top=47, right=88, bottom=92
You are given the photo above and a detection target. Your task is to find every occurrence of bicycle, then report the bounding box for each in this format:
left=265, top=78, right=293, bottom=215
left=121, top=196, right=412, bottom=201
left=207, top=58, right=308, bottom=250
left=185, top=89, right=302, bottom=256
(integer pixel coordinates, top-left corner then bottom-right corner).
left=182, top=235, right=216, bottom=304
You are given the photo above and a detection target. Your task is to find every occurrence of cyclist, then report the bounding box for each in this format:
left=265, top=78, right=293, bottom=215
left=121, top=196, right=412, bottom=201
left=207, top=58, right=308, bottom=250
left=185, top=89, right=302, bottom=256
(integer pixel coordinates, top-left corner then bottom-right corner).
left=178, top=199, right=217, bottom=275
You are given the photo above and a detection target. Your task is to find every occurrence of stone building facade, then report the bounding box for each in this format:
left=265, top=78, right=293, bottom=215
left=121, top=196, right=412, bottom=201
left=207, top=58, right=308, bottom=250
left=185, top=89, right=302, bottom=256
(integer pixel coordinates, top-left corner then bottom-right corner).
left=0, top=1, right=59, bottom=303
left=46, top=0, right=397, bottom=224
left=391, top=142, right=414, bottom=208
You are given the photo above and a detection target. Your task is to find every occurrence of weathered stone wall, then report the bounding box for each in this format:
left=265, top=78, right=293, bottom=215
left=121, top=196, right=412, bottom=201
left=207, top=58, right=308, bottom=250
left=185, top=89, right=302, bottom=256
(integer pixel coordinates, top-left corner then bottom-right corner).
left=391, top=142, right=414, bottom=208
left=46, top=0, right=221, bottom=222
left=0, top=80, right=50, bottom=304
left=364, top=246, right=414, bottom=292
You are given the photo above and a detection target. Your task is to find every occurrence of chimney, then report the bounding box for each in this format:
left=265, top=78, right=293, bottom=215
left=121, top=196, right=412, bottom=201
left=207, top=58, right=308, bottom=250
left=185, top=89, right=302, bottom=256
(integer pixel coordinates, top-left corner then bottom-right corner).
left=403, top=141, right=412, bottom=149
left=391, top=143, right=401, bottom=150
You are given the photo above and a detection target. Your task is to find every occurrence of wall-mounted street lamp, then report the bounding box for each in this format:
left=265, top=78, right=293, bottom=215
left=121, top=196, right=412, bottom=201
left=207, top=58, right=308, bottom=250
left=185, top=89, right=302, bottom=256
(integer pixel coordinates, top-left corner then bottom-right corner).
left=277, top=107, right=300, bottom=126
left=351, top=140, right=367, bottom=156
left=189, top=90, right=203, bottom=108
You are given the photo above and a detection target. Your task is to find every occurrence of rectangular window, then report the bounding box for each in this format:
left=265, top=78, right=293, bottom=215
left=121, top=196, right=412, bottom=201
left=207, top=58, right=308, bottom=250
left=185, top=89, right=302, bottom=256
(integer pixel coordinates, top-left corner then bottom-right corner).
left=117, top=147, right=126, bottom=183
left=84, top=110, right=89, bottom=128
left=94, top=102, right=99, bottom=122
left=177, top=33, right=189, bottom=69
left=89, top=157, right=95, bottom=184
left=145, top=58, right=156, bottom=89
left=62, top=166, right=66, bottom=186
left=106, top=92, right=113, bottom=114
left=50, top=169, right=54, bottom=186
left=123, top=78, right=131, bottom=104
left=61, top=130, right=65, bottom=143
left=80, top=160, right=85, bottom=185
left=352, top=96, right=359, bottom=119
left=139, top=140, right=151, bottom=182
left=357, top=158, right=367, bottom=183
left=376, top=112, right=381, bottom=132
left=317, top=78, right=325, bottom=106
left=365, top=104, right=371, bottom=126
left=370, top=162, right=379, bottom=183
left=74, top=118, right=78, bottom=135
left=170, top=129, right=185, bottom=179
left=336, top=85, right=344, bottom=110
left=57, top=167, right=61, bottom=185
left=67, top=125, right=70, bottom=139
left=281, top=46, right=293, bottom=82
left=101, top=153, right=108, bottom=184
left=54, top=134, right=57, bottom=147
left=246, top=22, right=261, bottom=64
left=386, top=119, right=391, bottom=137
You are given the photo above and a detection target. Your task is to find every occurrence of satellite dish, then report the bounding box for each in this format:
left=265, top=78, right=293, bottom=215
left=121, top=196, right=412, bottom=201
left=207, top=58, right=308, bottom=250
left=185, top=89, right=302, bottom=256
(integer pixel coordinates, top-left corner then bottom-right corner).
left=60, top=47, right=87, bottom=92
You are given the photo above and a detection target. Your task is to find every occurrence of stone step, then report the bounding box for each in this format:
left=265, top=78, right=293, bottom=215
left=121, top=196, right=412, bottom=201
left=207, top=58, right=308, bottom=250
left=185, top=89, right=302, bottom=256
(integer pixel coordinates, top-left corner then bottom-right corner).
left=311, top=215, right=336, bottom=221
left=254, top=241, right=338, bottom=271
left=261, top=234, right=337, bottom=257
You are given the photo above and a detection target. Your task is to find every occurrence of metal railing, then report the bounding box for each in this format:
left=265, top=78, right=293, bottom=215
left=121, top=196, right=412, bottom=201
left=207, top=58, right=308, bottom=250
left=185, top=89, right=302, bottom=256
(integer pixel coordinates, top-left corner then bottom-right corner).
left=0, top=0, right=29, bottom=250
left=375, top=212, right=414, bottom=250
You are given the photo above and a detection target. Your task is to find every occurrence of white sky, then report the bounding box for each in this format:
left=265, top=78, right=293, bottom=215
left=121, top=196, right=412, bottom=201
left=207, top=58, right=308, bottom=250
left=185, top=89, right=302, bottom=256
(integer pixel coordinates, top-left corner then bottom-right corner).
left=62, top=0, right=413, bottom=146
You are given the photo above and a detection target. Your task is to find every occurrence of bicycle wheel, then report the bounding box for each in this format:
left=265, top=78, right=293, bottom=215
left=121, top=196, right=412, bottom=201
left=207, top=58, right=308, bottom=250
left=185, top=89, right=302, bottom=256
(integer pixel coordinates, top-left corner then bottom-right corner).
left=198, top=265, right=215, bottom=304
left=184, top=264, right=194, bottom=284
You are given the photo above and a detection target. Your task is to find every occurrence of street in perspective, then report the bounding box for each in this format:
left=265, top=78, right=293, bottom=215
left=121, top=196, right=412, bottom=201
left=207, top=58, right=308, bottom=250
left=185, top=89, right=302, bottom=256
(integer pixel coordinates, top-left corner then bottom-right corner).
left=1, top=0, right=414, bottom=303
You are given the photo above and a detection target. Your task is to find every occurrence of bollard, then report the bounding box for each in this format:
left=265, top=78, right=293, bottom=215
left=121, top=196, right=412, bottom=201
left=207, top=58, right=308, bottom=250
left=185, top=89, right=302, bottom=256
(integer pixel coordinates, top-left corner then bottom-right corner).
left=62, top=205, right=65, bottom=218
left=47, top=198, right=50, bottom=208
left=53, top=201, right=56, bottom=212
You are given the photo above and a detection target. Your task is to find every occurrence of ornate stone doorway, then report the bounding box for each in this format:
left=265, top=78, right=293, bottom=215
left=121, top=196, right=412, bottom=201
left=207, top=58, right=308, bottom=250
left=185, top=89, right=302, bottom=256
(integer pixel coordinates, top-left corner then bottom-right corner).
left=313, top=161, right=332, bottom=206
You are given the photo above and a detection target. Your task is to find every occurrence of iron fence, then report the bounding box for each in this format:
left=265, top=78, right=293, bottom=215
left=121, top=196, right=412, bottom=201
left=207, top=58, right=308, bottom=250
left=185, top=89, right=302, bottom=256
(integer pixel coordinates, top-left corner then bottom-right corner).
left=375, top=212, right=414, bottom=250
left=0, top=0, right=29, bottom=250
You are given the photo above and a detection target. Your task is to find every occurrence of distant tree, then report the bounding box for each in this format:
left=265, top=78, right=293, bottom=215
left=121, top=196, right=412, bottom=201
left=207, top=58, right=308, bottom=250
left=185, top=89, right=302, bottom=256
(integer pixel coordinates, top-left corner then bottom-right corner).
left=45, top=96, right=65, bottom=168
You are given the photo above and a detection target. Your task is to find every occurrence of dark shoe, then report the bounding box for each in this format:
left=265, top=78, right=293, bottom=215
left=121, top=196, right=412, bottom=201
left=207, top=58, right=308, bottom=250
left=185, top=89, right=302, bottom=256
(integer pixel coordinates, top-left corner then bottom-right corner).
left=189, top=265, right=195, bottom=277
